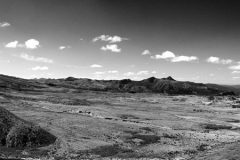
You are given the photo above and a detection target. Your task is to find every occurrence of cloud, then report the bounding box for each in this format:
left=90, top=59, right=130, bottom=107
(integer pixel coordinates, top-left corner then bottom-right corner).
left=5, top=39, right=40, bottom=49
left=108, top=70, right=118, bottom=73
left=137, top=71, right=149, bottom=75
left=124, top=72, right=135, bottom=76
left=152, top=71, right=157, bottom=74
left=142, top=50, right=151, bottom=55
left=206, top=57, right=220, bottom=63
left=210, top=74, right=214, bottom=76
left=5, top=41, right=18, bottom=48
left=93, top=35, right=128, bottom=43
left=232, top=71, right=240, bottom=74
left=32, top=66, right=49, bottom=71
left=229, top=65, right=240, bottom=70
left=220, top=59, right=233, bottom=64
left=132, top=77, right=141, bottom=80
left=25, top=39, right=40, bottom=49
left=101, top=44, right=121, bottom=52
left=171, top=56, right=198, bottom=62
left=0, top=57, right=10, bottom=63
left=206, top=56, right=233, bottom=64
left=79, top=38, right=85, bottom=41
left=151, top=51, right=198, bottom=62
left=151, top=51, right=175, bottom=59
left=104, top=76, right=119, bottom=80
left=0, top=22, right=10, bottom=27
left=90, top=64, right=102, bottom=68
left=59, top=46, right=71, bottom=50
left=233, top=77, right=240, bottom=80
left=19, top=53, right=54, bottom=63
left=94, top=72, right=105, bottom=75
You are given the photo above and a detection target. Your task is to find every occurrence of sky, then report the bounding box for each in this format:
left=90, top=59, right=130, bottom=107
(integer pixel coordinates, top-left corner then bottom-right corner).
left=0, top=0, right=240, bottom=84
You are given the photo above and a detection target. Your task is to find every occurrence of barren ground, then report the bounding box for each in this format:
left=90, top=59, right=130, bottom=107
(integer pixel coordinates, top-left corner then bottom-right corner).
left=1, top=89, right=240, bottom=159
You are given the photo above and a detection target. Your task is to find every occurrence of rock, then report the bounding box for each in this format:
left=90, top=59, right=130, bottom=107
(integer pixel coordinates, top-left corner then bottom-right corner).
left=202, top=101, right=213, bottom=105
left=217, top=91, right=236, bottom=96
left=232, top=104, right=240, bottom=108
left=0, top=106, right=56, bottom=148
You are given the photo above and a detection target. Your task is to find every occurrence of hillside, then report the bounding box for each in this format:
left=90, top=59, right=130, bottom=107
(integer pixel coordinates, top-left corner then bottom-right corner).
left=206, top=83, right=240, bottom=95
left=40, top=76, right=229, bottom=95
left=0, top=74, right=239, bottom=95
left=0, top=106, right=56, bottom=148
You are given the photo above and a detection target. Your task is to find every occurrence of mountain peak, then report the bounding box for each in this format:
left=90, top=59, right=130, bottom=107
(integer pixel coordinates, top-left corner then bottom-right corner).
left=161, top=76, right=176, bottom=81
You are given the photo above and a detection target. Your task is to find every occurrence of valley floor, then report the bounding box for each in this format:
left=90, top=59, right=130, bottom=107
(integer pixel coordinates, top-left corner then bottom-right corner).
left=1, top=89, right=240, bottom=159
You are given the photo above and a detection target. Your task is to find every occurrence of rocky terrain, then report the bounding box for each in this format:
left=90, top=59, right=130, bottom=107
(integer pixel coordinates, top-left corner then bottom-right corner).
left=0, top=74, right=240, bottom=159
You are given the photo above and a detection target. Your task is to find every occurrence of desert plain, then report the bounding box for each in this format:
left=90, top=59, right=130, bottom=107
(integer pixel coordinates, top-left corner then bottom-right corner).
left=0, top=75, right=240, bottom=160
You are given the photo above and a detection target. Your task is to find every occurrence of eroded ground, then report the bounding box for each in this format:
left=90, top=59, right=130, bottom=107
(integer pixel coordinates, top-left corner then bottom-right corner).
left=1, top=90, right=240, bottom=160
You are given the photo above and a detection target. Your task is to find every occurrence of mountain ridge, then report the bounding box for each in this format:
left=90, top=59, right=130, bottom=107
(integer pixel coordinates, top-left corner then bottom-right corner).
left=0, top=74, right=239, bottom=95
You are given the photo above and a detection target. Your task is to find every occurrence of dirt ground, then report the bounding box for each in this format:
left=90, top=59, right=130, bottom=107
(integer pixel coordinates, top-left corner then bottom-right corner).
left=1, top=89, right=240, bottom=159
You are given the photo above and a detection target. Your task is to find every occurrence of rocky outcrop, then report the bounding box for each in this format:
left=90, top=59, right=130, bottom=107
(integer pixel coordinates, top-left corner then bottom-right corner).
left=0, top=106, right=56, bottom=148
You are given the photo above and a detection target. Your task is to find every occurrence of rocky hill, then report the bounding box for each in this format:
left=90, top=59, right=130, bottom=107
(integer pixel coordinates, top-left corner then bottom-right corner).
left=0, top=106, right=56, bottom=148
left=39, top=76, right=226, bottom=95
left=0, top=74, right=239, bottom=95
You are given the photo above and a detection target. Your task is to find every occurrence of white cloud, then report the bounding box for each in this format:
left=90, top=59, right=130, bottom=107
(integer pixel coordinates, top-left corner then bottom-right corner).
left=220, top=59, right=232, bottom=64
left=0, top=57, right=10, bottom=63
left=142, top=50, right=151, bottom=55
left=206, top=57, right=220, bottom=63
left=151, top=51, right=175, bottom=59
left=5, top=41, right=18, bottom=48
left=19, top=53, right=54, bottom=63
left=233, top=77, right=240, bottom=80
left=124, top=72, right=135, bottom=76
left=129, top=65, right=135, bottom=67
left=132, top=77, right=141, bottom=80
left=32, top=66, right=49, bottom=71
left=59, top=46, right=71, bottom=50
left=171, top=56, right=198, bottom=62
left=93, top=35, right=128, bottom=43
left=206, top=56, right=233, bottom=64
left=101, top=44, right=121, bottom=52
left=152, top=71, right=157, bottom=74
left=151, top=51, right=198, bottom=62
left=0, top=22, right=10, bottom=27
left=104, top=76, right=119, bottom=80
left=94, top=72, right=105, bottom=75
left=90, top=64, right=102, bottom=68
left=210, top=74, right=214, bottom=76
left=108, top=70, right=118, bottom=73
left=232, top=71, right=240, bottom=74
left=5, top=39, right=40, bottom=49
left=25, top=39, right=40, bottom=49
left=137, top=71, right=149, bottom=75
left=229, top=65, right=240, bottom=70
left=59, top=46, right=66, bottom=50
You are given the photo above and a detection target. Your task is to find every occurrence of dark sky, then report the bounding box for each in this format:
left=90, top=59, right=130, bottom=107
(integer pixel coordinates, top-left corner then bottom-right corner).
left=0, top=0, right=240, bottom=84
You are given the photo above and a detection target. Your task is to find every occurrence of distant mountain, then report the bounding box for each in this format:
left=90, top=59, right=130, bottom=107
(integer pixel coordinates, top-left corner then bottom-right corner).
left=0, top=74, right=239, bottom=95
left=42, top=76, right=223, bottom=95
left=206, top=83, right=240, bottom=95
left=0, top=74, right=46, bottom=91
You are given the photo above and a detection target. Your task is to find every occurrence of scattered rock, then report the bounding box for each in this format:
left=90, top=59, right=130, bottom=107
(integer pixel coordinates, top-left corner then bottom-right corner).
left=232, top=104, right=240, bottom=108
